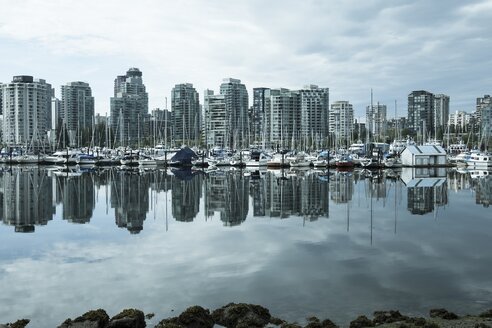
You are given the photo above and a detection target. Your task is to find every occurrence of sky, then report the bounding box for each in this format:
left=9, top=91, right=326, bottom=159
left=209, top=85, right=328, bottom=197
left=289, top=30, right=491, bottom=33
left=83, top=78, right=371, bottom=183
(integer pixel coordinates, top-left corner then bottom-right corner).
left=1, top=0, right=492, bottom=119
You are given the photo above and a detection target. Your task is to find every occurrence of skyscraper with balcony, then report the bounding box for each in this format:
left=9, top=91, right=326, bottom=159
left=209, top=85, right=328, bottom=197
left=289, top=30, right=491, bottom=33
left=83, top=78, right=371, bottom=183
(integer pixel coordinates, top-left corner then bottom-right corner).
left=204, top=90, right=227, bottom=148
left=299, top=85, right=329, bottom=146
left=267, top=88, right=300, bottom=149
left=329, top=101, right=354, bottom=145
left=171, top=83, right=200, bottom=147
left=476, top=95, right=491, bottom=122
left=408, top=90, right=434, bottom=138
left=1, top=76, right=52, bottom=147
left=219, top=78, right=248, bottom=148
left=110, top=68, right=148, bottom=147
left=366, top=103, right=387, bottom=139
left=61, top=81, right=94, bottom=147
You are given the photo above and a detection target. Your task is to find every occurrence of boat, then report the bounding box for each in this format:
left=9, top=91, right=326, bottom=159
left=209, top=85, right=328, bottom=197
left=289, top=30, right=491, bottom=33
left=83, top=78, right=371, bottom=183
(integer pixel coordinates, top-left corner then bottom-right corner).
left=77, top=153, right=98, bottom=165
left=245, top=151, right=270, bottom=167
left=383, top=156, right=403, bottom=168
left=15, top=154, right=43, bottom=164
left=289, top=153, right=311, bottom=167
left=465, top=153, right=492, bottom=168
left=335, top=154, right=354, bottom=168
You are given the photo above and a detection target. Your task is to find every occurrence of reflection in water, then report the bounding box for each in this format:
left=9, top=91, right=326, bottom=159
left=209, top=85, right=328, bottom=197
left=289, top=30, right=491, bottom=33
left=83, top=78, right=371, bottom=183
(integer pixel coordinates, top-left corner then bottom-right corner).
left=111, top=170, right=150, bottom=234
left=0, top=166, right=491, bottom=232
left=1, top=165, right=492, bottom=327
left=0, top=167, right=54, bottom=232
left=401, top=168, right=448, bottom=215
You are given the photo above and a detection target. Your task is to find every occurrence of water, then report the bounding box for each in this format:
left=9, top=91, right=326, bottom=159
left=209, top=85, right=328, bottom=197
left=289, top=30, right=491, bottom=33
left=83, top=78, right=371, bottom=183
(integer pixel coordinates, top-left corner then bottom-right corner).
left=0, top=166, right=491, bottom=327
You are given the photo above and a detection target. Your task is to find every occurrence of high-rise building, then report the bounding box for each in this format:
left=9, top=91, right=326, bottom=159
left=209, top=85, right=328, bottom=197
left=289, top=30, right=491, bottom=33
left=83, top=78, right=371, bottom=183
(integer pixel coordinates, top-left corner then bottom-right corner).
left=204, top=90, right=227, bottom=148
left=408, top=90, right=434, bottom=137
left=171, top=83, right=200, bottom=147
left=49, top=88, right=61, bottom=148
left=434, top=94, right=450, bottom=134
left=1, top=76, right=52, bottom=147
left=448, top=110, right=470, bottom=132
left=0, top=82, right=3, bottom=115
left=298, top=85, right=329, bottom=145
left=110, top=68, right=148, bottom=147
left=61, top=81, right=94, bottom=146
left=267, top=88, right=300, bottom=149
left=476, top=95, right=492, bottom=122
left=219, top=78, right=249, bottom=148
left=366, top=103, right=387, bottom=139
left=481, top=104, right=492, bottom=141
left=252, top=88, right=270, bottom=145
left=329, top=101, right=354, bottom=144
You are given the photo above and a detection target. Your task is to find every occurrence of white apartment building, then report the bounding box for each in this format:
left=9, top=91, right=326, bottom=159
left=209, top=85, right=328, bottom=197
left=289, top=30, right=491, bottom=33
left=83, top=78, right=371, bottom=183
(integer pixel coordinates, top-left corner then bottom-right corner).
left=1, top=75, right=52, bottom=147
left=204, top=90, right=227, bottom=149
left=448, top=110, right=470, bottom=131
left=329, top=101, right=354, bottom=144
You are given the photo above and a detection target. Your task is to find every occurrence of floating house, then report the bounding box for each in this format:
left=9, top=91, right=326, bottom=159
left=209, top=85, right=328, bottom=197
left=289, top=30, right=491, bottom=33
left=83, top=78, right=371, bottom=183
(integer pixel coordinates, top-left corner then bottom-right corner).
left=400, top=145, right=447, bottom=166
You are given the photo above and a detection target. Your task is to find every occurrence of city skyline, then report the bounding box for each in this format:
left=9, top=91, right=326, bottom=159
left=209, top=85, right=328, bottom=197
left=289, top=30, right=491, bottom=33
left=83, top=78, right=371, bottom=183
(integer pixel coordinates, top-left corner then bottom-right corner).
left=0, top=1, right=491, bottom=118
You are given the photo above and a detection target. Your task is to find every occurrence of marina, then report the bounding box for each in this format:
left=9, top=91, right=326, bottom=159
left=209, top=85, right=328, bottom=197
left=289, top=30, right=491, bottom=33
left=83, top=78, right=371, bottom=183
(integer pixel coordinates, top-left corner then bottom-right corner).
left=0, top=165, right=491, bottom=326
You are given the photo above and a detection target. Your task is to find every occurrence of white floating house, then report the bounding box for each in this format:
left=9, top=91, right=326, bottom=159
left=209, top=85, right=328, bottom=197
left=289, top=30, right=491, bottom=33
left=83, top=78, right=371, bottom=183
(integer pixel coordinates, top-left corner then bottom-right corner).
left=400, top=145, right=447, bottom=166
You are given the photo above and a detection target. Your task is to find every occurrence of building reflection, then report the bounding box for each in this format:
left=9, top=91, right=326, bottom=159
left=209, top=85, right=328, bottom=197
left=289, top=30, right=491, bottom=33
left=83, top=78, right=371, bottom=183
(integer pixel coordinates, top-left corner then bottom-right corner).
left=1, top=166, right=490, bottom=233
left=171, top=169, right=202, bottom=222
left=0, top=167, right=54, bottom=232
left=401, top=168, right=448, bottom=215
left=54, top=171, right=95, bottom=224
left=330, top=171, right=353, bottom=204
left=110, top=170, right=150, bottom=234
left=205, top=170, right=249, bottom=226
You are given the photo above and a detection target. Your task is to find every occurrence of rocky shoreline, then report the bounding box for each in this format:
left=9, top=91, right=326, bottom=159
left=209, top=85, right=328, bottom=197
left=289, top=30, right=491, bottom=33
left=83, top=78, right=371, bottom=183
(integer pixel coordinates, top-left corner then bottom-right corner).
left=2, top=303, right=492, bottom=328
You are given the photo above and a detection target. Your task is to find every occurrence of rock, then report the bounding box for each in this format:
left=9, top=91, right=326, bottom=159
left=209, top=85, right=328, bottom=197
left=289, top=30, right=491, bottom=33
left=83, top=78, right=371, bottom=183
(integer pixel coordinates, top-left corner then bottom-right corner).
left=404, top=317, right=427, bottom=326
left=422, top=323, right=439, bottom=328
left=58, top=309, right=109, bottom=328
left=145, top=313, right=155, bottom=320
left=480, top=310, right=492, bottom=318
left=6, top=320, right=30, bottom=328
left=270, top=317, right=285, bottom=325
left=349, top=315, right=374, bottom=328
left=304, top=316, right=338, bottom=328
left=475, top=323, right=492, bottom=328
left=211, top=303, right=271, bottom=328
left=155, top=306, right=213, bottom=328
left=108, top=309, right=146, bottom=328
left=372, top=310, right=408, bottom=325
left=429, top=308, right=459, bottom=320
left=280, top=324, right=303, bottom=328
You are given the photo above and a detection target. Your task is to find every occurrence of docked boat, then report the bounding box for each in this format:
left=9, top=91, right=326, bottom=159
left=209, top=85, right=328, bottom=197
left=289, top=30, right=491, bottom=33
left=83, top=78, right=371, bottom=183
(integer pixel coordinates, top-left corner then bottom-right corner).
left=245, top=151, right=270, bottom=167
left=335, top=154, right=354, bottom=168
left=77, top=154, right=98, bottom=165
left=465, top=153, right=492, bottom=168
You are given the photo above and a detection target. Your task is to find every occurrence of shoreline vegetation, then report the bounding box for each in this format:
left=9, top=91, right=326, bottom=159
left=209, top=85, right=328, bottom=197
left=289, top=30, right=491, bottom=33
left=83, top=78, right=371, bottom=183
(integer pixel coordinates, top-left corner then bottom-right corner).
left=2, top=303, right=492, bottom=328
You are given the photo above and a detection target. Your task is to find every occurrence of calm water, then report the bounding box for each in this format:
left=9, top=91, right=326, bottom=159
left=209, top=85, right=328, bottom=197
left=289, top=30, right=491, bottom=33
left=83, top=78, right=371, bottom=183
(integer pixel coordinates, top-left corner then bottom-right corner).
left=0, top=165, right=491, bottom=327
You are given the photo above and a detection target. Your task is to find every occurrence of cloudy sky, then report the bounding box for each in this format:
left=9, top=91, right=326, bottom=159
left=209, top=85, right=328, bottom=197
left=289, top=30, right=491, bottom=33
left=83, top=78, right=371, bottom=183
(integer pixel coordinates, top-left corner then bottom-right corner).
left=1, top=0, right=491, bottom=118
